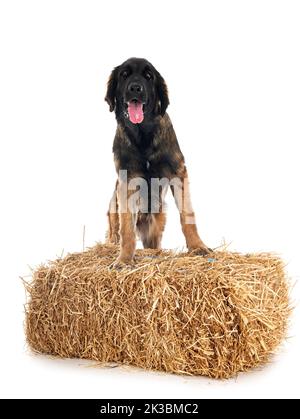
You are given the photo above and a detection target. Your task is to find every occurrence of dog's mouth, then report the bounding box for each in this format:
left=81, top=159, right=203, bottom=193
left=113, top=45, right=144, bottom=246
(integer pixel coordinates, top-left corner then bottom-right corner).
left=125, top=99, right=145, bottom=124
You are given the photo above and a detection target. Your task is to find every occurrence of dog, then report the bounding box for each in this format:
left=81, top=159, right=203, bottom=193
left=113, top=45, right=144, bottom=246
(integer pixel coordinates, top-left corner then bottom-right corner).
left=105, top=57, right=211, bottom=266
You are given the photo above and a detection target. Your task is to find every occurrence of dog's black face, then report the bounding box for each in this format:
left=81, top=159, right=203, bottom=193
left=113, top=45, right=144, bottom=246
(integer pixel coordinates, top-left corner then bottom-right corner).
left=105, top=58, right=169, bottom=125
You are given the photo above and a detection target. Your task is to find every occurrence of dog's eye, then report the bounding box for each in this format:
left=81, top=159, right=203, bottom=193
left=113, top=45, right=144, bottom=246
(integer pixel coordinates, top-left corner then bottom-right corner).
left=121, top=70, right=129, bottom=80
left=145, top=71, right=153, bottom=81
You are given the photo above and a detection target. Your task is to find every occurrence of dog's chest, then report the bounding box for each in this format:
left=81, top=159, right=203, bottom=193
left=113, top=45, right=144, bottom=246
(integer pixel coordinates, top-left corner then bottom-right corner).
left=136, top=143, right=157, bottom=171
left=116, top=123, right=181, bottom=177
left=135, top=143, right=178, bottom=178
left=132, top=131, right=160, bottom=169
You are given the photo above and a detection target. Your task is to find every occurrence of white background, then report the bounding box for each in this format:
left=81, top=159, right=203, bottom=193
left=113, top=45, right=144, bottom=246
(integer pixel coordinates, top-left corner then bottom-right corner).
left=0, top=0, right=299, bottom=399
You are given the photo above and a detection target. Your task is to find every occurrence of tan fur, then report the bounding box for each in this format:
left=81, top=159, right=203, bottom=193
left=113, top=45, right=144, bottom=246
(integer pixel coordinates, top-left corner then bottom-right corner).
left=106, top=184, right=120, bottom=244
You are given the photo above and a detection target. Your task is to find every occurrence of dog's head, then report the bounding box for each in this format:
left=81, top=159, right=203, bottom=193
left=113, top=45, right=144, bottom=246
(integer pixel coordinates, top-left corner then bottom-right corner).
left=105, top=58, right=169, bottom=124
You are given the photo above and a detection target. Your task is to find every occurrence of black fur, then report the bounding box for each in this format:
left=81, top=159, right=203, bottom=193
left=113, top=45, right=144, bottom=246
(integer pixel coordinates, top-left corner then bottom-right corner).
left=105, top=57, right=182, bottom=181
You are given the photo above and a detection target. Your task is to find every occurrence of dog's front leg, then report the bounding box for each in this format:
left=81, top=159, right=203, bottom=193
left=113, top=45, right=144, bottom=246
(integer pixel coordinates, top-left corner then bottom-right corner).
left=114, top=179, right=137, bottom=267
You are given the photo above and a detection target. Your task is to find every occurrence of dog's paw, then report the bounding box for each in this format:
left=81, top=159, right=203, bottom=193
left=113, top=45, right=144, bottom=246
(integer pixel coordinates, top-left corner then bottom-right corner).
left=188, top=245, right=213, bottom=256
left=105, top=232, right=120, bottom=245
left=110, top=257, right=134, bottom=271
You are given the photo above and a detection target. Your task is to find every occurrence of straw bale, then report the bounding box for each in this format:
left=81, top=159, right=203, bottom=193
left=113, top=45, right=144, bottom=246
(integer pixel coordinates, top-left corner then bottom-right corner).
left=25, top=244, right=290, bottom=378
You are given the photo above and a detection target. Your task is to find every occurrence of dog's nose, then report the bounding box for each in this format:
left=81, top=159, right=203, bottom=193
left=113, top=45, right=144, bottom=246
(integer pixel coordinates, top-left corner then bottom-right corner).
left=128, top=82, right=143, bottom=94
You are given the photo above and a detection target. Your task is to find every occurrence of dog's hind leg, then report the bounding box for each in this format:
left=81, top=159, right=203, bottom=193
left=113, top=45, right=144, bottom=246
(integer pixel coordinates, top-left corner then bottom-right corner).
left=137, top=212, right=166, bottom=249
left=106, top=184, right=120, bottom=244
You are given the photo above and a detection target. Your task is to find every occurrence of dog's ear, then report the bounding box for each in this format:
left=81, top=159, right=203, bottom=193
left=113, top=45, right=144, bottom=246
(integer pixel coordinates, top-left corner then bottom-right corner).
left=156, top=71, right=170, bottom=116
left=105, top=66, right=119, bottom=112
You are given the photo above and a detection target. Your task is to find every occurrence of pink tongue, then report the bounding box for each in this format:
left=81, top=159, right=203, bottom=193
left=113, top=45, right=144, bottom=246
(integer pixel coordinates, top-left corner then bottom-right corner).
left=128, top=101, right=144, bottom=124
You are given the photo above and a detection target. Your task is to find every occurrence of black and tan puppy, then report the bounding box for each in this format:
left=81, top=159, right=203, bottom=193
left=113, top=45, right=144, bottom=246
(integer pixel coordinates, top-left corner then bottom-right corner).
left=105, top=57, right=210, bottom=265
